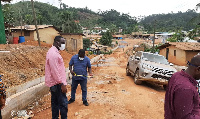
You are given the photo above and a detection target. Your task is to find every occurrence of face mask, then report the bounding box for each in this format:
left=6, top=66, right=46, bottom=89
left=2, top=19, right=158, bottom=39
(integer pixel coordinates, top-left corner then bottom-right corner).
left=79, top=57, right=84, bottom=61
left=59, top=44, right=65, bottom=51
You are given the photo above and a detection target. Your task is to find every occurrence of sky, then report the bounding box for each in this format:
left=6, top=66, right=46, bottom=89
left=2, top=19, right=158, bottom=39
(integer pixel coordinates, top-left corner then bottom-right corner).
left=10, top=0, right=200, bottom=18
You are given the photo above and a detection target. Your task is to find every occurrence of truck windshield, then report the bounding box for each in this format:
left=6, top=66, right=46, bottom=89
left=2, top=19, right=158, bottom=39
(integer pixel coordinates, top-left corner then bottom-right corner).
left=143, top=53, right=169, bottom=65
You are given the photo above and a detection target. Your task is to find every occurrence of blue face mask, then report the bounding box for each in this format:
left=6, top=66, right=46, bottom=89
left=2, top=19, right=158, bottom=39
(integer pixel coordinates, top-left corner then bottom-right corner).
left=79, top=57, right=84, bottom=60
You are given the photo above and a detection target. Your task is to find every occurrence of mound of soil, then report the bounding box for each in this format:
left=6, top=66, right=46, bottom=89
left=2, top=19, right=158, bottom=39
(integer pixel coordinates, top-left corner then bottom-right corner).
left=0, top=43, right=73, bottom=88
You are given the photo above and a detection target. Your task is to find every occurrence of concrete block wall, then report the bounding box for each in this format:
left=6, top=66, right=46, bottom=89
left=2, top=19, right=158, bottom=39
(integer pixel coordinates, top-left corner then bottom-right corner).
left=6, top=77, right=45, bottom=97
left=2, top=83, right=49, bottom=119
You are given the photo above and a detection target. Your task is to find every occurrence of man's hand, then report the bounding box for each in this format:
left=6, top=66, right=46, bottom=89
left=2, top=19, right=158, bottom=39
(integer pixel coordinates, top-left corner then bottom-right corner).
left=0, top=97, right=5, bottom=109
left=89, top=73, right=93, bottom=78
left=70, top=70, right=75, bottom=76
left=61, top=85, right=67, bottom=93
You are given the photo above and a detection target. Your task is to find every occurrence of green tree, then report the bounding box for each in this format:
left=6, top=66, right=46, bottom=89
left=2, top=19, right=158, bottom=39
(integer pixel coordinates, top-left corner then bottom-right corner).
left=140, top=10, right=199, bottom=33
left=167, top=30, right=185, bottom=42
left=25, top=14, right=33, bottom=24
left=186, top=3, right=200, bottom=40
left=2, top=3, right=14, bottom=25
left=83, top=39, right=91, bottom=50
left=100, top=31, right=113, bottom=46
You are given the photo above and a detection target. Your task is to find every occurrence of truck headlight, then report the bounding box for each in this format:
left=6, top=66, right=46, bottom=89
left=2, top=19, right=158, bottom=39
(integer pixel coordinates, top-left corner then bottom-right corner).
left=142, top=64, right=153, bottom=71
left=142, top=73, right=148, bottom=77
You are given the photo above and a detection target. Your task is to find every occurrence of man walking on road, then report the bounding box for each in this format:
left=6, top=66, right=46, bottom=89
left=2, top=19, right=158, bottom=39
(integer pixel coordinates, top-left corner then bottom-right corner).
left=45, top=36, right=68, bottom=119
left=68, top=49, right=92, bottom=106
left=165, top=55, right=200, bottom=119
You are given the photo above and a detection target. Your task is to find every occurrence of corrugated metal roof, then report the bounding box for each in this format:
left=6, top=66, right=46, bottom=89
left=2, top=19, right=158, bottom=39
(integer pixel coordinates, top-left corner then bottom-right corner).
left=10, top=25, right=54, bottom=31
left=59, top=33, right=85, bottom=36
left=157, top=42, right=200, bottom=51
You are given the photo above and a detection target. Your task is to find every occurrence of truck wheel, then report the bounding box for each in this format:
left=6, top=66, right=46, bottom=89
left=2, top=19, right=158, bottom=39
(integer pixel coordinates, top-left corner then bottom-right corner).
left=126, top=67, right=131, bottom=76
left=134, top=70, right=142, bottom=85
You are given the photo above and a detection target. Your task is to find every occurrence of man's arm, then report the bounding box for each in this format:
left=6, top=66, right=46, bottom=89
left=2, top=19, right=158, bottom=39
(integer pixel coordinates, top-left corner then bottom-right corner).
left=174, top=88, right=200, bottom=119
left=0, top=80, right=6, bottom=109
left=87, top=58, right=92, bottom=76
left=69, top=57, right=75, bottom=76
left=69, top=65, right=75, bottom=76
left=88, top=68, right=92, bottom=75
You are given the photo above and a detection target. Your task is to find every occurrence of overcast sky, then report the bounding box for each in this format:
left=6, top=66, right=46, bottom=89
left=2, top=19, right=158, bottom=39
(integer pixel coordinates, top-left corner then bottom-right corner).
left=10, top=0, right=200, bottom=17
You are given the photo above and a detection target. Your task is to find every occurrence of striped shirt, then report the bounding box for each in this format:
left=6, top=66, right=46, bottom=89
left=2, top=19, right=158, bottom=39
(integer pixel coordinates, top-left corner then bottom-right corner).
left=0, top=77, right=6, bottom=99
left=69, top=55, right=91, bottom=80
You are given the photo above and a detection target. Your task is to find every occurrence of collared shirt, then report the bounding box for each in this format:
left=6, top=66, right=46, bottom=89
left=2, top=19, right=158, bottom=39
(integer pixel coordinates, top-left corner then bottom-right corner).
left=69, top=55, right=91, bottom=80
left=165, top=70, right=200, bottom=119
left=45, top=46, right=67, bottom=87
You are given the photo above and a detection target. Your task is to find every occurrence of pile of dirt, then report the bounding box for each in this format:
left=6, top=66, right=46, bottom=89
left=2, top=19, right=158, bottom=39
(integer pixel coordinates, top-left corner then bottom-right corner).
left=21, top=40, right=52, bottom=47
left=0, top=44, right=73, bottom=88
left=60, top=50, right=73, bottom=67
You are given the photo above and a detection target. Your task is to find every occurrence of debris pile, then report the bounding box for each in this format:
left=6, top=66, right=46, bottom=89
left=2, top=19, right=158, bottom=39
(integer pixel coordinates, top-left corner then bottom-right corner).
left=0, top=44, right=72, bottom=88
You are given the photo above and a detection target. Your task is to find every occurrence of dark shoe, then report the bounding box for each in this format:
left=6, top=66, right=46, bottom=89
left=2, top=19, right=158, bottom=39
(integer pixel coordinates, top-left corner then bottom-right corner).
left=68, top=99, right=75, bottom=104
left=83, top=101, right=89, bottom=106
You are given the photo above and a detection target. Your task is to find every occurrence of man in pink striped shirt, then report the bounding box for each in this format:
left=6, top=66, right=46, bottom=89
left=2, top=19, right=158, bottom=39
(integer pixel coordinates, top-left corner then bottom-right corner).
left=45, top=36, right=68, bottom=119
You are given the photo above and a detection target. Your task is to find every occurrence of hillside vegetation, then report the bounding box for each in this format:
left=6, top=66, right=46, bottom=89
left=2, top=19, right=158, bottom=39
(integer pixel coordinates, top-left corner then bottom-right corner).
left=2, top=1, right=200, bottom=34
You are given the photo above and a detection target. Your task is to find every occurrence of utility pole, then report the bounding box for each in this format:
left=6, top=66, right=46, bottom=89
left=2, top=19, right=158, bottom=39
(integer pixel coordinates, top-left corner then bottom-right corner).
left=31, top=0, right=41, bottom=47
left=20, top=13, right=23, bottom=36
left=152, top=20, right=156, bottom=53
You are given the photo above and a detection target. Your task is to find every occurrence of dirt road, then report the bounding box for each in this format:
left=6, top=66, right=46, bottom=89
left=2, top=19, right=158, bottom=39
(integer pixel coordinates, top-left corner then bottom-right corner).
left=31, top=39, right=165, bottom=119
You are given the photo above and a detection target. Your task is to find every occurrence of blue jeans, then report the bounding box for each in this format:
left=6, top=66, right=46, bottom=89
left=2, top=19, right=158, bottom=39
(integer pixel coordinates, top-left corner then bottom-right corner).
left=50, top=84, right=68, bottom=119
left=71, top=79, right=87, bottom=101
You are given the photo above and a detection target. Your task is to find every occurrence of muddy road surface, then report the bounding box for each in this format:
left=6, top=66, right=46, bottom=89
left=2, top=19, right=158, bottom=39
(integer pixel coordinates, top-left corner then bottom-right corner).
left=31, top=39, right=165, bottom=119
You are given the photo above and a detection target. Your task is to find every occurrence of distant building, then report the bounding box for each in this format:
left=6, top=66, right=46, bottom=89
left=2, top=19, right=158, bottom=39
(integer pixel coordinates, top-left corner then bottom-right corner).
left=10, top=25, right=60, bottom=44
left=157, top=42, right=200, bottom=66
left=112, top=35, right=123, bottom=39
left=60, top=33, right=85, bottom=52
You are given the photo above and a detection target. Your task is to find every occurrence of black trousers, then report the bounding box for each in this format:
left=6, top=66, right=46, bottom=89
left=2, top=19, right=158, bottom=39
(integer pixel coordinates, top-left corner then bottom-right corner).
left=0, top=110, right=2, bottom=119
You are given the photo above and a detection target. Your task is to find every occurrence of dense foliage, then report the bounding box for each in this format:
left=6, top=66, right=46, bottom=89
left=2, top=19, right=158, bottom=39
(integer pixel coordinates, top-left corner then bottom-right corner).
left=83, top=38, right=91, bottom=50
left=140, top=10, right=200, bottom=33
left=2, top=1, right=200, bottom=34
left=100, top=31, right=113, bottom=46
left=2, top=1, right=138, bottom=34
left=167, top=30, right=185, bottom=42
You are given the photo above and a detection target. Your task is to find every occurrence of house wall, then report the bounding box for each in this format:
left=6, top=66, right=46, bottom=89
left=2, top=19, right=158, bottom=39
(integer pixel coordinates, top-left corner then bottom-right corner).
left=61, top=35, right=83, bottom=52
left=13, top=30, right=34, bottom=41
left=159, top=46, right=186, bottom=66
left=185, top=51, right=199, bottom=63
left=34, top=27, right=59, bottom=44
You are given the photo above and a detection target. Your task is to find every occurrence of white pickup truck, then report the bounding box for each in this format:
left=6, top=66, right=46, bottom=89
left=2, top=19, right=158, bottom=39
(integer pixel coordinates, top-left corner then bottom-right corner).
left=126, top=51, right=177, bottom=89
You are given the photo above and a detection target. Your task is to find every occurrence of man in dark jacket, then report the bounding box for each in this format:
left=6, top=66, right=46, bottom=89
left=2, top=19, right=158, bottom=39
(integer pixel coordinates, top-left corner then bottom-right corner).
left=165, top=55, right=200, bottom=119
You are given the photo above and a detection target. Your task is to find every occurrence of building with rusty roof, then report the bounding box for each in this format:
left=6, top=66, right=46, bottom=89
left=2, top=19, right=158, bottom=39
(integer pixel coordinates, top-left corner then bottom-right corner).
left=10, top=25, right=60, bottom=44
left=157, top=42, right=200, bottom=66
